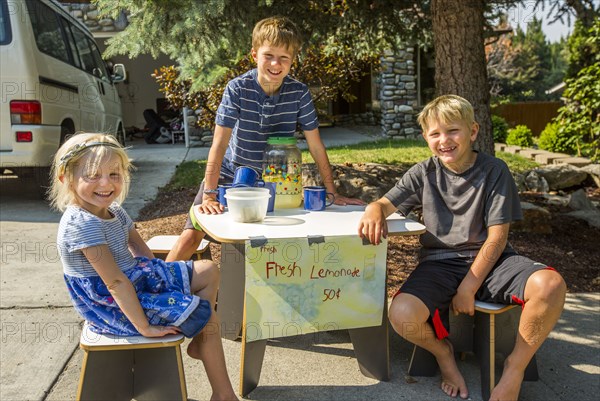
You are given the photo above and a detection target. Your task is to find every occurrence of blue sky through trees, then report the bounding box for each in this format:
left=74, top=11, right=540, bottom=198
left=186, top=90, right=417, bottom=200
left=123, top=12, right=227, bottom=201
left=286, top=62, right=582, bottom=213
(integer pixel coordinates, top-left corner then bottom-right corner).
left=506, top=1, right=575, bottom=42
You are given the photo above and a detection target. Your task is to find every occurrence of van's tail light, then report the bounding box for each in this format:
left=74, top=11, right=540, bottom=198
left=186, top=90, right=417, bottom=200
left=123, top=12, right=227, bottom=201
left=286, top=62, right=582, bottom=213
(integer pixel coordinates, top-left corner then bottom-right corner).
left=16, top=132, right=33, bottom=142
left=10, top=101, right=42, bottom=124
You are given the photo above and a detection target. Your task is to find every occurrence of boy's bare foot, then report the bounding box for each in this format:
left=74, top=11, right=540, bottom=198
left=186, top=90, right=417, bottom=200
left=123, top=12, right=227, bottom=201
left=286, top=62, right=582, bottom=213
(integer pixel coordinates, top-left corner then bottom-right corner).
left=210, top=393, right=239, bottom=401
left=489, top=360, right=524, bottom=401
left=186, top=336, right=202, bottom=360
left=436, top=339, right=469, bottom=399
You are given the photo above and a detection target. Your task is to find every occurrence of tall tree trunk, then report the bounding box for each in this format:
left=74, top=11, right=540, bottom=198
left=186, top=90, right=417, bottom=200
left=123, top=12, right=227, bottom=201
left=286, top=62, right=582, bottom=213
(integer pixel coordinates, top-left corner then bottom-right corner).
left=431, top=0, right=493, bottom=155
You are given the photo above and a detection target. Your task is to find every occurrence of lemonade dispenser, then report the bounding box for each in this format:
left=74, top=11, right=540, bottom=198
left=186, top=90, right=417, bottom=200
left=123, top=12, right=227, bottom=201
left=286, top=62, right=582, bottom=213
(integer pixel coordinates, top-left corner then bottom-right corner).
left=262, top=137, right=302, bottom=208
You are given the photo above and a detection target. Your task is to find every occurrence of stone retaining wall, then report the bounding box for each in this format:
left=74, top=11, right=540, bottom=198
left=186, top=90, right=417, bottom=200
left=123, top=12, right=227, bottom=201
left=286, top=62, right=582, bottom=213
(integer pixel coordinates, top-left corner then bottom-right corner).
left=378, top=49, right=420, bottom=139
left=60, top=2, right=129, bottom=33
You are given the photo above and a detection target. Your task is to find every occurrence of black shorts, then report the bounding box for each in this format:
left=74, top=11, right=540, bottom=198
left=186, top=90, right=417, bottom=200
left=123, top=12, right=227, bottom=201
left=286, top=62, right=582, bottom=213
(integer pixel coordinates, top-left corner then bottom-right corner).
left=396, top=251, right=553, bottom=339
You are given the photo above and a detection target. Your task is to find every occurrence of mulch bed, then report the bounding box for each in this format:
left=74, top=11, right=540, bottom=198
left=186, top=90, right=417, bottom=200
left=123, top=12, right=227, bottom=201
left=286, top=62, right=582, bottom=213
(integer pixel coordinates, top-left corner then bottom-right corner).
left=136, top=185, right=600, bottom=296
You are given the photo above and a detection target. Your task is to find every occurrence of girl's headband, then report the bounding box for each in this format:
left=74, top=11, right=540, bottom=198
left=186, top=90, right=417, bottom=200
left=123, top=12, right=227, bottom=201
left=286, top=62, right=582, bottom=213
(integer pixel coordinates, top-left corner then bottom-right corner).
left=59, top=141, right=121, bottom=168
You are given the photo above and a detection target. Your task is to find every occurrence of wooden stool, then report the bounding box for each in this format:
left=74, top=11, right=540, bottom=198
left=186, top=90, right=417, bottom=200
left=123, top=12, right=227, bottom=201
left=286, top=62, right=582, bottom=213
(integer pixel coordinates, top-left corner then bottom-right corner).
left=77, top=322, right=187, bottom=401
left=407, top=301, right=539, bottom=400
left=147, top=235, right=210, bottom=260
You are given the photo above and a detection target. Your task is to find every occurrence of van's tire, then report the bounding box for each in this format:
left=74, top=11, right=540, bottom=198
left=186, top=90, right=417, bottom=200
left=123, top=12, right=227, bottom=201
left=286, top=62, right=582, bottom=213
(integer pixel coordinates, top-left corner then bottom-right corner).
left=60, top=121, right=75, bottom=144
left=35, top=166, right=51, bottom=200
left=116, top=124, right=126, bottom=145
left=20, top=167, right=51, bottom=200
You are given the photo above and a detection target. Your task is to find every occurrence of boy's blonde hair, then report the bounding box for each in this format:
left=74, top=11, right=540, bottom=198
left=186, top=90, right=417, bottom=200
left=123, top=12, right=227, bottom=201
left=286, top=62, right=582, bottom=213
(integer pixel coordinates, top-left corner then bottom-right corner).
left=417, top=95, right=476, bottom=132
left=252, top=16, right=302, bottom=56
left=48, top=133, right=133, bottom=211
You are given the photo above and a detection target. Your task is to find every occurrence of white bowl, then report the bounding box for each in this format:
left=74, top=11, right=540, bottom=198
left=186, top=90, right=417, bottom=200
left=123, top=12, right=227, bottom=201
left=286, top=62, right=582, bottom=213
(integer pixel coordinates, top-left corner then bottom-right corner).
left=227, top=187, right=270, bottom=195
left=224, top=188, right=271, bottom=223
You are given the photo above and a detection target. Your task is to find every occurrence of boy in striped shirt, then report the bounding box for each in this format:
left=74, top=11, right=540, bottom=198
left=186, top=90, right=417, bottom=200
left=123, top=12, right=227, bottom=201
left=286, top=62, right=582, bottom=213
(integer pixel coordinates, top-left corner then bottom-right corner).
left=167, top=16, right=364, bottom=262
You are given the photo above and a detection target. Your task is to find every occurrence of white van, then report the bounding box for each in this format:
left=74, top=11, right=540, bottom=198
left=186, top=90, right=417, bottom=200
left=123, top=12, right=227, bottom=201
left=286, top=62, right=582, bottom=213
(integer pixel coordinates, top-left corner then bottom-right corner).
left=0, top=0, right=126, bottom=189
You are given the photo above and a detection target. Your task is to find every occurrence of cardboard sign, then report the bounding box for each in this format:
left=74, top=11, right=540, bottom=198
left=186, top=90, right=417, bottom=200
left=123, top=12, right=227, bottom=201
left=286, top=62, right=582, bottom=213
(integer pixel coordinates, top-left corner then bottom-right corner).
left=244, top=236, right=388, bottom=342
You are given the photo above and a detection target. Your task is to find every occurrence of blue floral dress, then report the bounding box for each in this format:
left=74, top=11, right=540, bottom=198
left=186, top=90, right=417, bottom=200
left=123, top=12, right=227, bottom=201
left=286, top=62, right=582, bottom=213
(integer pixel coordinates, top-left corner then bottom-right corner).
left=58, top=204, right=211, bottom=337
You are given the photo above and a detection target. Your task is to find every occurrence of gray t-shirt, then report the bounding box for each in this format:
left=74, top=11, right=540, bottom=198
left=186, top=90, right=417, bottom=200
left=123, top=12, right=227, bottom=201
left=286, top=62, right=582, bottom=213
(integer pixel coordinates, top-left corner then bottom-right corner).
left=384, top=152, right=522, bottom=261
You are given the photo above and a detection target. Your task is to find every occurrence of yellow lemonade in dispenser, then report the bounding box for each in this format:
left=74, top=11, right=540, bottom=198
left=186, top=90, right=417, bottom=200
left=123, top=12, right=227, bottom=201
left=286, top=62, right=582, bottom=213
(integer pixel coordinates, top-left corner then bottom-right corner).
left=263, top=137, right=302, bottom=208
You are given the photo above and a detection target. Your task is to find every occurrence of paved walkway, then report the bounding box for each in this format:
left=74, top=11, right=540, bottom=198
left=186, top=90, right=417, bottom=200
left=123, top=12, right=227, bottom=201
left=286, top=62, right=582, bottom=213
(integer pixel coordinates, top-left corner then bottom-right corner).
left=40, top=293, right=600, bottom=401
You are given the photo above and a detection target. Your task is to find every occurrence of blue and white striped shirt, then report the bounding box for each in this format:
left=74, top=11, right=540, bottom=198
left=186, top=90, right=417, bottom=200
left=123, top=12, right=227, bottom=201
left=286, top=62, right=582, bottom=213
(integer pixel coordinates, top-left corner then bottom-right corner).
left=57, top=204, right=137, bottom=277
left=215, top=68, right=319, bottom=179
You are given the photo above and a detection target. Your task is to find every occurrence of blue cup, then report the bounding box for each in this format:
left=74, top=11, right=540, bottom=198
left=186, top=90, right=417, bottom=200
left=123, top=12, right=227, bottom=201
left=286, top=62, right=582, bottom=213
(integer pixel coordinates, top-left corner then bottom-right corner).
left=263, top=182, right=276, bottom=212
left=218, top=184, right=233, bottom=206
left=233, top=166, right=259, bottom=187
left=303, top=186, right=335, bottom=211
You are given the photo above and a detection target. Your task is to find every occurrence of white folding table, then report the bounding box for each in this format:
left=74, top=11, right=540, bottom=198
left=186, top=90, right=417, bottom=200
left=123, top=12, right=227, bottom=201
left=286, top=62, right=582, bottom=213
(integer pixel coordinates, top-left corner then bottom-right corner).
left=194, top=205, right=425, bottom=396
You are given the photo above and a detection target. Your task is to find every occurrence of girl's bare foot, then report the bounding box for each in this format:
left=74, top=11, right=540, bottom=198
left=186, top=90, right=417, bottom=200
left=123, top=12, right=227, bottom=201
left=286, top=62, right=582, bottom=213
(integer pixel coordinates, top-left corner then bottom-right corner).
left=210, top=393, right=239, bottom=401
left=489, top=360, right=524, bottom=401
left=436, top=340, right=469, bottom=399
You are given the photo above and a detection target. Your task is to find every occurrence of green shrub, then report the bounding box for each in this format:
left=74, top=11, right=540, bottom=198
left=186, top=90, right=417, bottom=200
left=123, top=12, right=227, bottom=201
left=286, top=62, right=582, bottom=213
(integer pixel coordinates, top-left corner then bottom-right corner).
left=506, top=125, right=534, bottom=147
left=538, top=122, right=558, bottom=151
left=554, top=62, right=600, bottom=161
left=538, top=122, right=577, bottom=154
left=491, top=114, right=509, bottom=143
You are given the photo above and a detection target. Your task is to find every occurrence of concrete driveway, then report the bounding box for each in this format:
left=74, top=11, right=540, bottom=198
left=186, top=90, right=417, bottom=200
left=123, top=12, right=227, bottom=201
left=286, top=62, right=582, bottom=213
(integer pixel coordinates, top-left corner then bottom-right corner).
left=2, top=132, right=599, bottom=401
left=0, top=139, right=199, bottom=400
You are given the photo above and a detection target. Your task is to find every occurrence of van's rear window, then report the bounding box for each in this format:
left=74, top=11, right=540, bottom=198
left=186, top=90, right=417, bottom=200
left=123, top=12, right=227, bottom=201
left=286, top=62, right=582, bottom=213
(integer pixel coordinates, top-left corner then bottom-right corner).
left=0, top=0, right=12, bottom=45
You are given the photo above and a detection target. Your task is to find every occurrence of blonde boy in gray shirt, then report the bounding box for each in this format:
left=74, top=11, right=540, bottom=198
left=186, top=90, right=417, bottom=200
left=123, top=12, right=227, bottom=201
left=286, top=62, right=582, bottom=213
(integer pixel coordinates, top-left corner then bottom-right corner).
left=359, top=95, right=566, bottom=401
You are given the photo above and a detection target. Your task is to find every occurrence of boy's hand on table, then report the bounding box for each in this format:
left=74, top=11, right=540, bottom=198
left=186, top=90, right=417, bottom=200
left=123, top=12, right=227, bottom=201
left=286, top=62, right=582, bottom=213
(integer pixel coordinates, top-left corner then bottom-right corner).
left=358, top=203, right=388, bottom=245
left=199, top=198, right=224, bottom=214
left=451, top=288, right=476, bottom=316
left=334, top=195, right=366, bottom=206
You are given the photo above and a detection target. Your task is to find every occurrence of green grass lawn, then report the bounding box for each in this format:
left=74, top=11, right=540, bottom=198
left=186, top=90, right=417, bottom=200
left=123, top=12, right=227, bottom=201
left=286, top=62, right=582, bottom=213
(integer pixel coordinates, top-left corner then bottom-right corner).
left=303, top=139, right=431, bottom=165
left=167, top=139, right=539, bottom=190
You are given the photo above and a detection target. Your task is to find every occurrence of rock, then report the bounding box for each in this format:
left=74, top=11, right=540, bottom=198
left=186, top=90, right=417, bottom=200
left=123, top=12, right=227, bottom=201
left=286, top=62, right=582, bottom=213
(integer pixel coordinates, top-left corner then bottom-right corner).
left=511, top=202, right=552, bottom=234
left=580, top=164, right=600, bottom=188
left=524, top=171, right=549, bottom=193
left=542, top=193, right=570, bottom=207
left=503, top=145, right=522, bottom=154
left=568, top=189, right=596, bottom=211
left=86, top=10, right=99, bottom=20
left=361, top=186, right=383, bottom=202
left=553, top=157, right=591, bottom=167
left=534, top=165, right=588, bottom=190
left=565, top=210, right=600, bottom=228
left=302, top=163, right=405, bottom=203
left=512, top=172, right=527, bottom=192
left=519, top=148, right=547, bottom=159
left=395, top=105, right=413, bottom=113
left=99, top=18, right=113, bottom=27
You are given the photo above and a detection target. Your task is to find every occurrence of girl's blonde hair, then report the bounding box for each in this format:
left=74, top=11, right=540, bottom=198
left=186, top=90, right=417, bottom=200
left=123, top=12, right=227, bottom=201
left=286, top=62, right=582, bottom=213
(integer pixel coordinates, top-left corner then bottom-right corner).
left=48, top=133, right=133, bottom=211
left=252, top=16, right=302, bottom=56
left=417, top=95, right=476, bottom=132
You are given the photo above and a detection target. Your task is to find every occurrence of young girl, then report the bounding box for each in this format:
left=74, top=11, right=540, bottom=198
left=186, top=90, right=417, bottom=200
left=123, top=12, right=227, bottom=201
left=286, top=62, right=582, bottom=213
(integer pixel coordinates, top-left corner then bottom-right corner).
left=50, top=133, right=238, bottom=401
